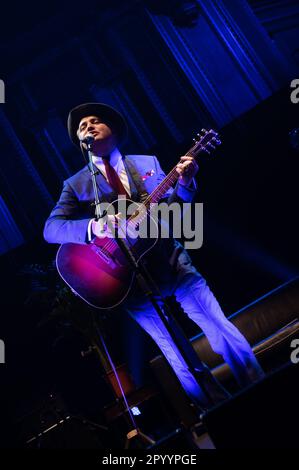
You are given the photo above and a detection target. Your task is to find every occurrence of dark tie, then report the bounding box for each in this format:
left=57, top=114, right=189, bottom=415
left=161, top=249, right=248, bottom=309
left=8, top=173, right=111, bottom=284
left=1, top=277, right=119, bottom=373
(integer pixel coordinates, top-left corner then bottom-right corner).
left=103, top=157, right=129, bottom=197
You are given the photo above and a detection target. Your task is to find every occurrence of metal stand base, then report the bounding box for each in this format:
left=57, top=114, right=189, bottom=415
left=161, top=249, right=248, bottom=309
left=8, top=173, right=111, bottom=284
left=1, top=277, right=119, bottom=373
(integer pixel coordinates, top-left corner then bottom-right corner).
left=124, top=427, right=156, bottom=449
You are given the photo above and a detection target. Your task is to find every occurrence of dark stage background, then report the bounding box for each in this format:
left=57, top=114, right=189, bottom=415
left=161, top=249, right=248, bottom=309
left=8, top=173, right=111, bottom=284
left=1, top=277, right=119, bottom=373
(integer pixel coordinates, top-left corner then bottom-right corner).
left=0, top=0, right=299, bottom=446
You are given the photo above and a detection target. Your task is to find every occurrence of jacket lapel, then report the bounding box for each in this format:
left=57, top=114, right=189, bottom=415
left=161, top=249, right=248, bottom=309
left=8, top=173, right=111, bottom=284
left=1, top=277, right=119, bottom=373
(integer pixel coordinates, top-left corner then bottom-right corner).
left=123, top=157, right=149, bottom=202
left=121, top=158, right=137, bottom=201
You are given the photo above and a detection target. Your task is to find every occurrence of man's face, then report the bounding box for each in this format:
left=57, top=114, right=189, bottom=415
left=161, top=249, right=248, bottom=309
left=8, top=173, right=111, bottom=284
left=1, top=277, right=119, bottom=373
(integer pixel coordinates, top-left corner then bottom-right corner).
left=77, top=115, right=117, bottom=154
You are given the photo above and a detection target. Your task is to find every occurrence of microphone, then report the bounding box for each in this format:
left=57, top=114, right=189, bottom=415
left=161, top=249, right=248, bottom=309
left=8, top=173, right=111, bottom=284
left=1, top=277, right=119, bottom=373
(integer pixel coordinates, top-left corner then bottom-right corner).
left=80, top=134, right=95, bottom=145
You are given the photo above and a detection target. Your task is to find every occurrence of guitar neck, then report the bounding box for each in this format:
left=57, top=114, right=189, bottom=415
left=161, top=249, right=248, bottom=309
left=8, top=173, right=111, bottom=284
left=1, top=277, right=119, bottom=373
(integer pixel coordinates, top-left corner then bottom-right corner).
left=146, top=166, right=178, bottom=204
left=144, top=150, right=194, bottom=206
left=131, top=129, right=220, bottom=211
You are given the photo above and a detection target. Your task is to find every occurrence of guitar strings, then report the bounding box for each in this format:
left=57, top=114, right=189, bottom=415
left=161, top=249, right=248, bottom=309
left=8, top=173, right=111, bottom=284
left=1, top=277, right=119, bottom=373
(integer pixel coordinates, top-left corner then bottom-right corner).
left=101, top=165, right=179, bottom=254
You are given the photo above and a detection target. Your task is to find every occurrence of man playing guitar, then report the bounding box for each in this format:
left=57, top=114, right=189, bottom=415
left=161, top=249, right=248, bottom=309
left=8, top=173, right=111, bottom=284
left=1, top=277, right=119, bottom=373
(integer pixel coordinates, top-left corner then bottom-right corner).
left=44, top=102, right=264, bottom=408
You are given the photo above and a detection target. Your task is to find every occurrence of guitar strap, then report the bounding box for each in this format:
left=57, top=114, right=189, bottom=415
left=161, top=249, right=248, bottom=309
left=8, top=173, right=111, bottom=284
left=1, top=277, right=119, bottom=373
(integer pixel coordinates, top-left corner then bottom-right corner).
left=123, top=157, right=149, bottom=204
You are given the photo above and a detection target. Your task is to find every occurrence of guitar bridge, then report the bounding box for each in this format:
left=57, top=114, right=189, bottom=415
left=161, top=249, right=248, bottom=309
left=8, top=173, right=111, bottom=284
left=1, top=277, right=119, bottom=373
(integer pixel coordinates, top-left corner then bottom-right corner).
left=90, top=244, right=121, bottom=268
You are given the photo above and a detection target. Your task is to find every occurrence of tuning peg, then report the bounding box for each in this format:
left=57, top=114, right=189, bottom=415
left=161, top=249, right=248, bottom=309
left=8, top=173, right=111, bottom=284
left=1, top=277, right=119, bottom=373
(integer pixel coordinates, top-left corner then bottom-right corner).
left=211, top=135, right=221, bottom=145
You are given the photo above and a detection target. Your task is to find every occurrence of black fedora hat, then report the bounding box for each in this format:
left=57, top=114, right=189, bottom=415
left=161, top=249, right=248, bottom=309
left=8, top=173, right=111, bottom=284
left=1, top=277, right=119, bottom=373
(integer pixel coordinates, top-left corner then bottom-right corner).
left=67, top=102, right=128, bottom=147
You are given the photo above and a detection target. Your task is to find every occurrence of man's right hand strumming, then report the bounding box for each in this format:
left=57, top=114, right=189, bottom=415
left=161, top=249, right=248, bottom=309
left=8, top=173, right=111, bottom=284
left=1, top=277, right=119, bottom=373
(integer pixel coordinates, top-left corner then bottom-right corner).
left=91, top=213, right=122, bottom=238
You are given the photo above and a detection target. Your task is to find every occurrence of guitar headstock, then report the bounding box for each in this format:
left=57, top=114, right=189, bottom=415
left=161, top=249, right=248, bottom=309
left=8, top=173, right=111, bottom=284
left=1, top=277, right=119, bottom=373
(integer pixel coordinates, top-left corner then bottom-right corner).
left=190, top=128, right=221, bottom=157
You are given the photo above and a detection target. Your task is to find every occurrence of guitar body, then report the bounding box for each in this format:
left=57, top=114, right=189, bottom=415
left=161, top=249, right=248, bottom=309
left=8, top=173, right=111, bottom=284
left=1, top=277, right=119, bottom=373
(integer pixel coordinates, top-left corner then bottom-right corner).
left=56, top=204, right=159, bottom=309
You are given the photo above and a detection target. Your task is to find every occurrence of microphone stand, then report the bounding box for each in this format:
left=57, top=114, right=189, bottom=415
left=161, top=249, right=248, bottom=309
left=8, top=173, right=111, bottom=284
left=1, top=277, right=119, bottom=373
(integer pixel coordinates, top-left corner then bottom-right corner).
left=82, top=137, right=229, bottom=447
left=82, top=137, right=155, bottom=449
left=83, top=136, right=107, bottom=232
